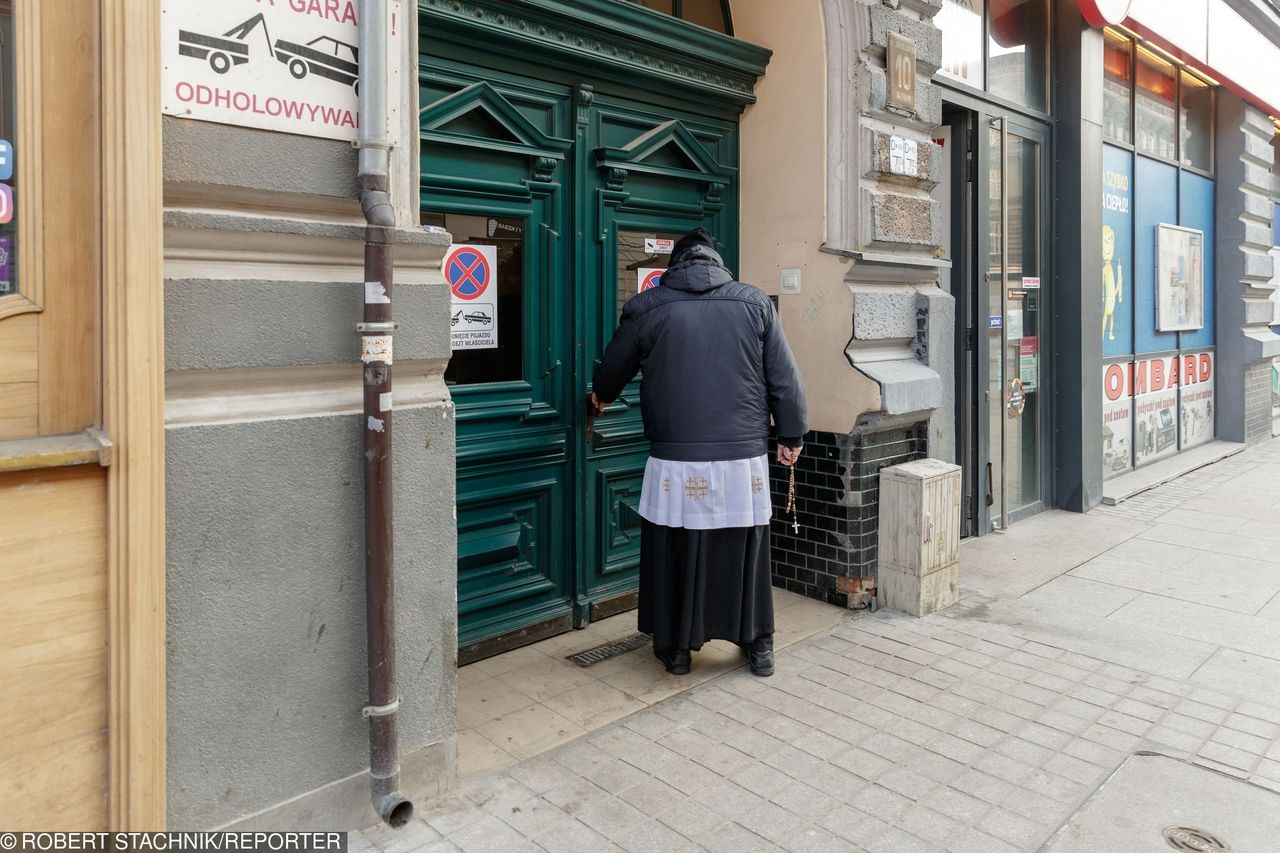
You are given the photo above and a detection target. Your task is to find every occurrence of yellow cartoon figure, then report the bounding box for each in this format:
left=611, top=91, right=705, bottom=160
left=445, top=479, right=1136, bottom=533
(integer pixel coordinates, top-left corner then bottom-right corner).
left=1102, top=224, right=1124, bottom=341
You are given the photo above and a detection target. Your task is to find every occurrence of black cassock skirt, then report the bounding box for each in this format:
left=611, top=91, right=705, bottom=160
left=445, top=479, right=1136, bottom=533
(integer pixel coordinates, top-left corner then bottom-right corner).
left=638, top=520, right=774, bottom=652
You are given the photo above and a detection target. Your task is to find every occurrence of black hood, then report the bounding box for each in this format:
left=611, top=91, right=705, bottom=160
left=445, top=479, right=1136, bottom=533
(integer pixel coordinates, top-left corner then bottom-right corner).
left=661, top=242, right=734, bottom=294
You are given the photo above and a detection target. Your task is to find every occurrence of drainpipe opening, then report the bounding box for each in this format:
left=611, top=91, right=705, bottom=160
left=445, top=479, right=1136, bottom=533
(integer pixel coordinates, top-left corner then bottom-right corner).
left=376, top=794, right=414, bottom=829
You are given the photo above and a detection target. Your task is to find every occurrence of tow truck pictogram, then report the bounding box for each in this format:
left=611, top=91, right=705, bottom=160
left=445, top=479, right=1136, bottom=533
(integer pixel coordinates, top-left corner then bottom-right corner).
left=177, top=13, right=275, bottom=75
left=177, top=13, right=359, bottom=94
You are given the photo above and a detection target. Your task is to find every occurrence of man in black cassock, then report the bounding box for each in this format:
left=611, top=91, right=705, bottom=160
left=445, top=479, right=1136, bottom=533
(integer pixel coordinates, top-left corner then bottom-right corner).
left=590, top=228, right=808, bottom=677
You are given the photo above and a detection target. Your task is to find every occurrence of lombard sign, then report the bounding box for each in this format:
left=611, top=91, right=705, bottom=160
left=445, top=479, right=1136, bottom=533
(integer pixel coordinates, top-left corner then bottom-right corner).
left=162, top=0, right=403, bottom=141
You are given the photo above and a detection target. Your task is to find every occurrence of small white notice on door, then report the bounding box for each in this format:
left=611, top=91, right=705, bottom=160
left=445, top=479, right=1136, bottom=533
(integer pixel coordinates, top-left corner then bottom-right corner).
left=444, top=243, right=499, bottom=350
left=644, top=238, right=674, bottom=255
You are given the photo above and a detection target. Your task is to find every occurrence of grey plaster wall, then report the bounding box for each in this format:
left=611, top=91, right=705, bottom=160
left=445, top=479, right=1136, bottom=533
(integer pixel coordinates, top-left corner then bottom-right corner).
left=165, top=277, right=451, bottom=372
left=164, top=117, right=357, bottom=200
left=165, top=405, right=457, bottom=828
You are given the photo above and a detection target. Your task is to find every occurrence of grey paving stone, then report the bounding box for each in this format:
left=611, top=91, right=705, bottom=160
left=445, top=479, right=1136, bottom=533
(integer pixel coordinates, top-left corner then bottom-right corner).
left=531, top=817, right=613, bottom=853
left=877, top=767, right=937, bottom=801
left=850, top=784, right=914, bottom=822
left=770, top=782, right=839, bottom=822
left=651, top=795, right=727, bottom=842
left=449, top=813, right=530, bottom=853
left=779, top=824, right=854, bottom=853
left=574, top=795, right=648, bottom=841
left=614, top=818, right=692, bottom=853
left=951, top=768, right=1015, bottom=806
left=977, top=807, right=1049, bottom=849
left=497, top=796, right=574, bottom=839
left=701, top=822, right=775, bottom=853
left=832, top=746, right=894, bottom=781
left=1211, top=725, right=1273, bottom=755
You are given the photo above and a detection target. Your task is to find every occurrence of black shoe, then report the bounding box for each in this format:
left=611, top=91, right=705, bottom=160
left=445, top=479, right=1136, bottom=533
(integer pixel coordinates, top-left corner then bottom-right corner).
left=741, top=637, right=774, bottom=677
left=654, top=647, right=691, bottom=675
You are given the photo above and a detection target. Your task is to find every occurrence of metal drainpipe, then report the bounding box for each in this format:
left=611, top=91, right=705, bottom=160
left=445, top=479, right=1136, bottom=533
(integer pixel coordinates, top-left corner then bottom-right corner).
left=356, top=0, right=412, bottom=829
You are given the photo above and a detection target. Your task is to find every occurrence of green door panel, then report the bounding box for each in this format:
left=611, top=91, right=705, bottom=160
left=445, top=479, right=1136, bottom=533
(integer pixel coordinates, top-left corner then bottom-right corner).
left=421, top=6, right=753, bottom=659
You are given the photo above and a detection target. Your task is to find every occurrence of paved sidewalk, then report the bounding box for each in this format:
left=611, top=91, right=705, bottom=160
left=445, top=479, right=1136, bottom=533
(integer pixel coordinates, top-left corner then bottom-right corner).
left=358, top=436, right=1280, bottom=852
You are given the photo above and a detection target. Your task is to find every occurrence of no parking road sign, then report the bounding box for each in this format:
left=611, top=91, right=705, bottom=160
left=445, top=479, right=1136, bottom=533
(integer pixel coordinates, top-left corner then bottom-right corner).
left=637, top=267, right=665, bottom=293
left=444, top=243, right=498, bottom=350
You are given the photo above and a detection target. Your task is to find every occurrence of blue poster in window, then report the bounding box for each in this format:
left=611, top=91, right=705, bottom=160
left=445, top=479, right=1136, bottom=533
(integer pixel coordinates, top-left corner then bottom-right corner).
left=1179, top=172, right=1215, bottom=350
left=1102, top=145, right=1134, bottom=358
left=1135, top=156, right=1180, bottom=354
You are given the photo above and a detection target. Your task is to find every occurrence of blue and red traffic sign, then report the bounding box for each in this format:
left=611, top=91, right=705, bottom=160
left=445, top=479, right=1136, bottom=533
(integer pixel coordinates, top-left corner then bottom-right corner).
left=445, top=246, right=492, bottom=301
left=639, top=269, right=664, bottom=292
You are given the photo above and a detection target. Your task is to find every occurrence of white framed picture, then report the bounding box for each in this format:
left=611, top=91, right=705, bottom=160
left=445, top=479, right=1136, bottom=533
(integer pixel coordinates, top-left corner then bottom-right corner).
left=1156, top=223, right=1205, bottom=332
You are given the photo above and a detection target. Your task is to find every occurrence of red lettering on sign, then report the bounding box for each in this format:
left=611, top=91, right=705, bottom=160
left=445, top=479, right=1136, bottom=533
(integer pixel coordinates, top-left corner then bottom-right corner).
left=1151, top=358, right=1166, bottom=391
left=289, top=0, right=358, bottom=25
left=1200, top=353, right=1212, bottom=382
left=1104, top=363, right=1129, bottom=401
left=1183, top=355, right=1197, bottom=386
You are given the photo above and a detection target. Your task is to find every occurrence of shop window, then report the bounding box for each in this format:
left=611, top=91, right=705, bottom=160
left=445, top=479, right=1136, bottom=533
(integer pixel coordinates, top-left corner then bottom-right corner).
left=1135, top=46, right=1176, bottom=161
left=0, top=4, right=15, bottom=298
left=628, top=0, right=731, bottom=35
left=987, top=0, right=1049, bottom=111
left=1103, top=29, right=1132, bottom=144
left=1179, top=71, right=1213, bottom=172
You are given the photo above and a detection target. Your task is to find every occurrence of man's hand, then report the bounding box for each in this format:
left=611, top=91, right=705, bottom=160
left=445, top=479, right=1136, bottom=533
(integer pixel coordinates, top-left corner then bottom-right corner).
left=777, top=444, right=802, bottom=466
left=588, top=392, right=609, bottom=417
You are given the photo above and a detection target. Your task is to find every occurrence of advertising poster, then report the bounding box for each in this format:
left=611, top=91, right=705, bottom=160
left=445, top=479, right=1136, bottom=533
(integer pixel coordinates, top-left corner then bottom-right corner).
left=1133, top=354, right=1180, bottom=467
left=444, top=243, right=498, bottom=350
left=1101, top=145, right=1133, bottom=358
left=161, top=0, right=403, bottom=141
left=1156, top=224, right=1205, bottom=332
left=1102, top=360, right=1135, bottom=478
left=1178, top=350, right=1215, bottom=450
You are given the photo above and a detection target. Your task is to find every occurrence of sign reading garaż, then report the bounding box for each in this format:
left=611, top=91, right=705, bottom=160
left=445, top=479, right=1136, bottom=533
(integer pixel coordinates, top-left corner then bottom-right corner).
left=161, top=0, right=403, bottom=141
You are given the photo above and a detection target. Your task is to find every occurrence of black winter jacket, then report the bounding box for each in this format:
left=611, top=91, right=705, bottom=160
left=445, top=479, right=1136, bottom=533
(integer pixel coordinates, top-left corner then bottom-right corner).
left=592, top=245, right=808, bottom=462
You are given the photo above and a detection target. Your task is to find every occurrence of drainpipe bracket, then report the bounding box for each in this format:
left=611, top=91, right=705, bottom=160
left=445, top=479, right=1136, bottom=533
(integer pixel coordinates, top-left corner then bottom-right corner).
left=362, top=694, right=402, bottom=718
left=357, top=322, right=400, bottom=333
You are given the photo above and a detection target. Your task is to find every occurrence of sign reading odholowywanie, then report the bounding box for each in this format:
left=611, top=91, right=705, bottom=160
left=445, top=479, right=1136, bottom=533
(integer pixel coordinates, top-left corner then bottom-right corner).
left=161, top=0, right=402, bottom=141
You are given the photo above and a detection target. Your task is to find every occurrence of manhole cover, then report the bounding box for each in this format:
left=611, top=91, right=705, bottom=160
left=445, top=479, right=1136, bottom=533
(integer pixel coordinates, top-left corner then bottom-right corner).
left=1162, top=826, right=1229, bottom=852
left=566, top=632, right=650, bottom=667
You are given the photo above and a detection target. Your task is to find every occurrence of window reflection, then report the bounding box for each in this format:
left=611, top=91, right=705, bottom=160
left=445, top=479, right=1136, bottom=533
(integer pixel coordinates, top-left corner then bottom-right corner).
left=1180, top=71, right=1213, bottom=171
left=1136, top=46, right=1177, bottom=161
left=1103, top=29, right=1133, bottom=144
left=987, top=0, right=1049, bottom=111
left=937, top=0, right=984, bottom=89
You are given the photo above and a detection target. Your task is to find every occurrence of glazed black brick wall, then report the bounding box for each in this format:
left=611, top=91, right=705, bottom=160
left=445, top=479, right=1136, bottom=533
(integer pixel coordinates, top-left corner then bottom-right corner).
left=770, top=425, right=927, bottom=607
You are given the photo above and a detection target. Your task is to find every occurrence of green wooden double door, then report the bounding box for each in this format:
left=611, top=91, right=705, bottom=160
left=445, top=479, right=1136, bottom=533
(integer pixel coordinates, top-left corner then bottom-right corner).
left=420, top=54, right=742, bottom=662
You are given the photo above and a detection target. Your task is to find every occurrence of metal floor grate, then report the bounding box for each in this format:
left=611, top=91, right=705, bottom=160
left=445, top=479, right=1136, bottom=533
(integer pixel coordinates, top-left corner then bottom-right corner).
left=565, top=632, right=651, bottom=667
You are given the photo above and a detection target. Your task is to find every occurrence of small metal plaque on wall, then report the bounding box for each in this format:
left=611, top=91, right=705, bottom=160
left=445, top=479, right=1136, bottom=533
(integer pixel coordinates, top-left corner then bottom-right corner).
left=887, top=32, right=916, bottom=112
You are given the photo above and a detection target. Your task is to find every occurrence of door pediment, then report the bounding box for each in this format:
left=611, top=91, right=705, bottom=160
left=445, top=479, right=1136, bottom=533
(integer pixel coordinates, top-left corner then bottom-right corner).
left=422, top=81, right=571, bottom=160
left=595, top=120, right=734, bottom=185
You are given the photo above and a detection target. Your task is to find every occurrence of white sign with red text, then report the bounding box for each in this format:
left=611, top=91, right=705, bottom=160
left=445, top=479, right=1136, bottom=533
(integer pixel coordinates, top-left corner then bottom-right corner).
left=1103, top=352, right=1215, bottom=468
left=162, top=0, right=403, bottom=141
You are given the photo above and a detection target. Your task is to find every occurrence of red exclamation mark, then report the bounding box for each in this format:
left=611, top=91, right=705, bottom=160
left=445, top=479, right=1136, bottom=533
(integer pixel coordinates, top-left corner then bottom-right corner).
left=391, top=11, right=397, bottom=37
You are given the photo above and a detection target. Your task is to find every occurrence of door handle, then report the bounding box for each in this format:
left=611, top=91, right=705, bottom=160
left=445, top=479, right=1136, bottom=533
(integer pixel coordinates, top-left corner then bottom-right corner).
left=985, top=461, right=994, bottom=507
left=541, top=359, right=561, bottom=378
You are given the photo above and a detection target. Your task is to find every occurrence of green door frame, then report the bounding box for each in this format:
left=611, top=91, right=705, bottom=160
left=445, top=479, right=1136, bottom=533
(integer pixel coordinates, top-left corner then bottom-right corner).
left=420, top=0, right=770, bottom=661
